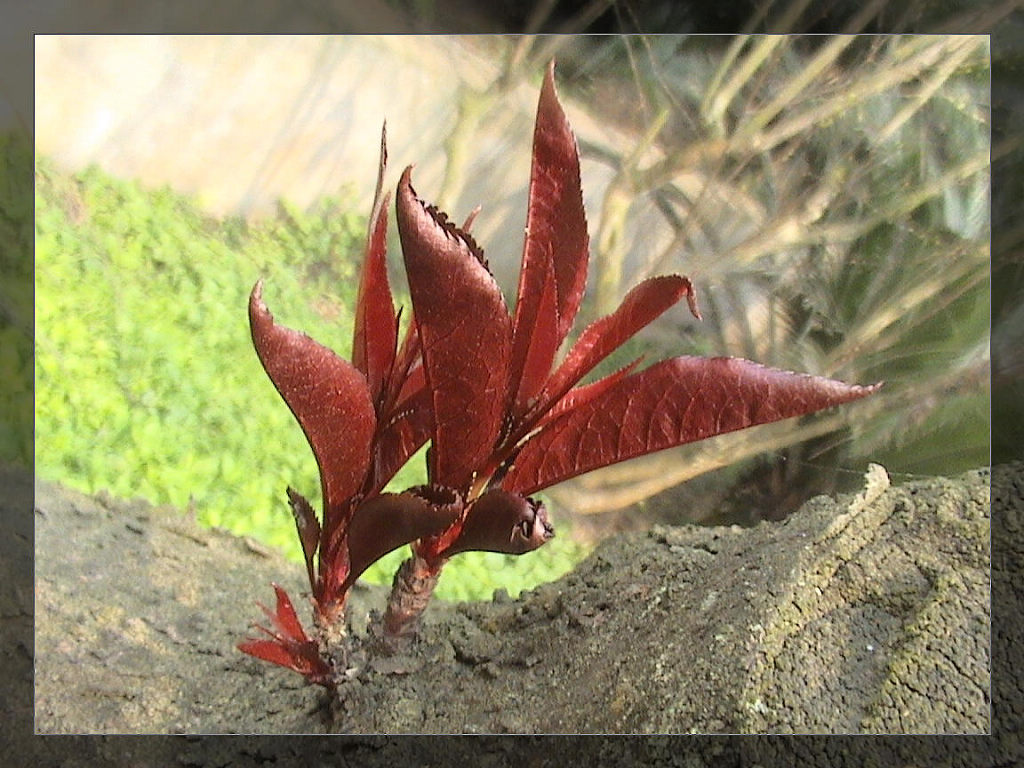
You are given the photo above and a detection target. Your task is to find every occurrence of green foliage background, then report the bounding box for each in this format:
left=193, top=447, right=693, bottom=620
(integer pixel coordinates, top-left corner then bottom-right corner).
left=34, top=152, right=587, bottom=601
left=0, top=134, right=33, bottom=466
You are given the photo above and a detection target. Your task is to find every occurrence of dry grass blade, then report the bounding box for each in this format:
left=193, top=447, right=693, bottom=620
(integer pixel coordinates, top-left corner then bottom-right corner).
left=747, top=37, right=985, bottom=154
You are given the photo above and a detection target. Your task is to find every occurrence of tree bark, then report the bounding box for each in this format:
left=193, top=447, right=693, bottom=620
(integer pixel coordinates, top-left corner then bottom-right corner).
left=25, top=462, right=995, bottom=736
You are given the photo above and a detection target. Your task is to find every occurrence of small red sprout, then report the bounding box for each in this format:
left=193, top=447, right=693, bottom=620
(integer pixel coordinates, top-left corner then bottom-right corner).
left=378, top=61, right=880, bottom=638
left=238, top=583, right=334, bottom=688
left=240, top=128, right=460, bottom=681
left=240, top=61, right=881, bottom=686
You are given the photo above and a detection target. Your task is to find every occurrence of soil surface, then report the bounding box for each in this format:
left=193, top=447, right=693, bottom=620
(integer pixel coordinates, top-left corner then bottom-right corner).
left=27, top=463, right=996, bottom=737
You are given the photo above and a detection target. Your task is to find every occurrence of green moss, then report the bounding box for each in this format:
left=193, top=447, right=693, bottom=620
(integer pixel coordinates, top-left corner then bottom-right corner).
left=34, top=157, right=589, bottom=601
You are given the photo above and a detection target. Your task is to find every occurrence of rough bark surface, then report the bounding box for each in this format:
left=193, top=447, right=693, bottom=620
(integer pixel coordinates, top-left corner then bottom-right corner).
left=26, top=462, right=994, bottom=738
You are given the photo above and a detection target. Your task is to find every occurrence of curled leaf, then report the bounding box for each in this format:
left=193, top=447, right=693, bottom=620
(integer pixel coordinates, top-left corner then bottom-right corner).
left=444, top=488, right=553, bottom=556
left=343, top=490, right=464, bottom=590
left=405, top=483, right=469, bottom=559
left=286, top=487, right=320, bottom=591
left=353, top=123, right=398, bottom=404
left=370, top=385, right=433, bottom=493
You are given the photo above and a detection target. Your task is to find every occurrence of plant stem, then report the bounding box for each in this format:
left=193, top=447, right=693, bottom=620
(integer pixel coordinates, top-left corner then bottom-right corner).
left=381, top=553, right=445, bottom=643
left=314, top=604, right=349, bottom=681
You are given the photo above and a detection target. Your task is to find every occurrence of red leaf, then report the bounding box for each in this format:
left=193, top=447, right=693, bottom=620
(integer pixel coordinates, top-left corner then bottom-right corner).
left=511, top=258, right=562, bottom=415
left=285, top=487, right=320, bottom=591
left=503, top=356, right=882, bottom=495
left=249, top=282, right=376, bottom=517
left=238, top=638, right=302, bottom=668
left=509, top=61, right=589, bottom=412
left=369, top=323, right=432, bottom=492
left=396, top=166, right=512, bottom=490
left=371, top=387, right=432, bottom=494
left=390, top=316, right=424, bottom=405
left=540, top=357, right=643, bottom=424
left=266, top=582, right=309, bottom=642
left=239, top=584, right=334, bottom=686
left=443, top=488, right=554, bottom=556
left=343, top=489, right=464, bottom=589
left=539, top=275, right=698, bottom=418
left=352, top=123, right=397, bottom=404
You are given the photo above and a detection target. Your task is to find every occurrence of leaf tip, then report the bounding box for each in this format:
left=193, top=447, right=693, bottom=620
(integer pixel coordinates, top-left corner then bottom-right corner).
left=249, top=278, right=264, bottom=307
left=683, top=278, right=702, bottom=321
left=544, top=58, right=556, bottom=88
left=248, top=279, right=273, bottom=334
left=399, top=163, right=415, bottom=188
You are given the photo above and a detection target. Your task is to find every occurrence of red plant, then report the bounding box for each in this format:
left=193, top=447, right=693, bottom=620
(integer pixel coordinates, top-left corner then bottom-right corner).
left=240, top=62, right=880, bottom=686
left=379, top=62, right=881, bottom=638
left=239, top=128, right=460, bottom=677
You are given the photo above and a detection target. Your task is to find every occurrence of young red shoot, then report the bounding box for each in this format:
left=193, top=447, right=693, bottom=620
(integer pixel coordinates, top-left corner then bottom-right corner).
left=239, top=127, right=455, bottom=684
left=381, top=61, right=880, bottom=638
left=240, top=62, right=881, bottom=684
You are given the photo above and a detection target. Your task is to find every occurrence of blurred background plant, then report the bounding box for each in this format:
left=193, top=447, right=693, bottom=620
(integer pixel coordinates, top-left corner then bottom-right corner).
left=33, top=29, right=990, bottom=599
left=0, top=133, right=33, bottom=467
left=507, top=33, right=992, bottom=533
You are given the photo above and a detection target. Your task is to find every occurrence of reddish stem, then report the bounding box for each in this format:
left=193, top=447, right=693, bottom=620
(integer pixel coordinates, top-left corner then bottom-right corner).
left=382, top=553, right=446, bottom=642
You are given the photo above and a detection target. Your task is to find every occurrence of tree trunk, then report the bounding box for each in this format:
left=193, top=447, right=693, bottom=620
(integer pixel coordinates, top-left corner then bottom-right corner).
left=22, top=462, right=998, bottom=738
